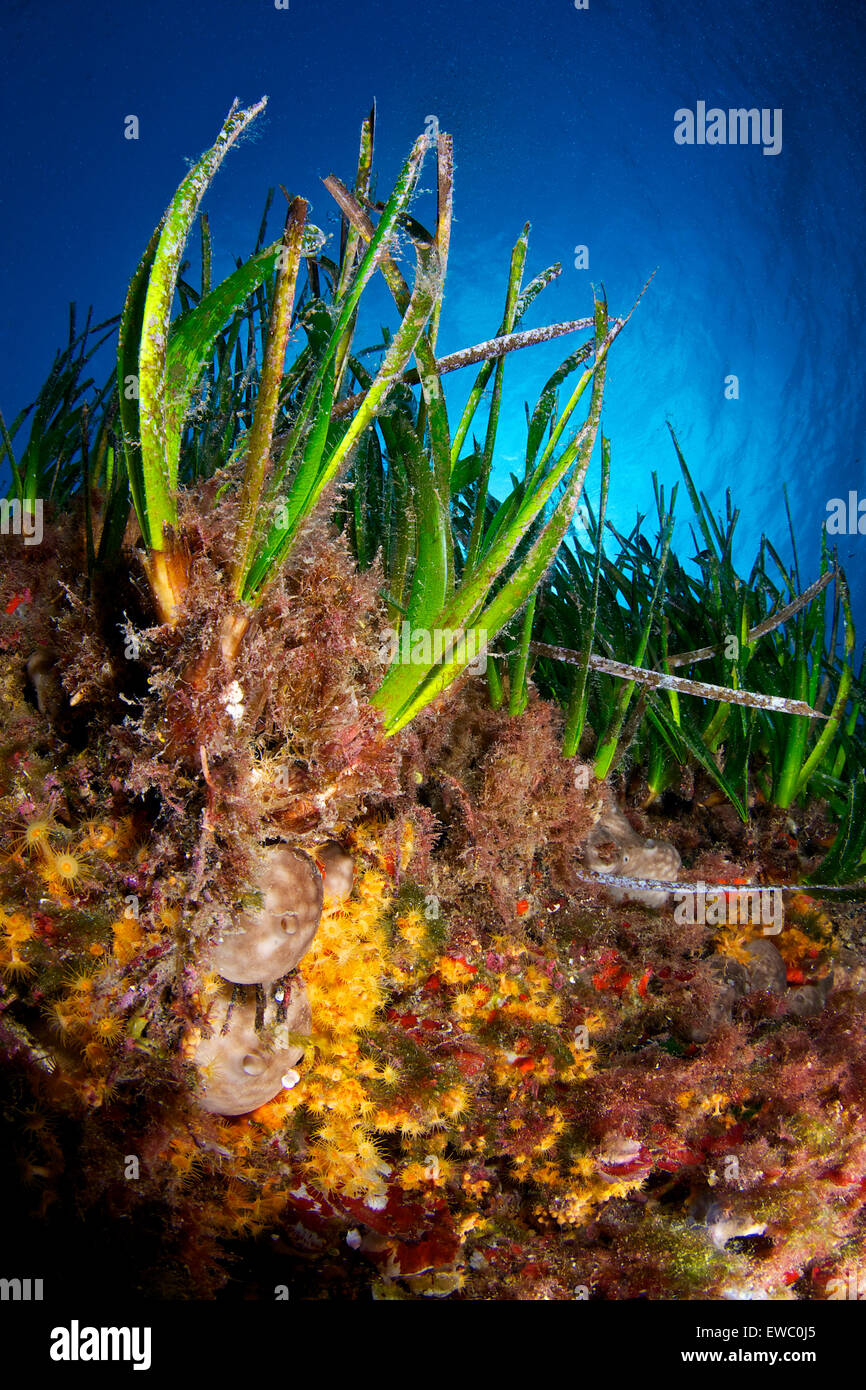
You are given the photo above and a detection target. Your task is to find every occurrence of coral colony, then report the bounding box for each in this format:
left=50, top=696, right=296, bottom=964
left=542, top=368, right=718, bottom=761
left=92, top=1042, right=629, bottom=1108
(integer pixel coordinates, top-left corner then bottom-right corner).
left=0, top=98, right=864, bottom=1301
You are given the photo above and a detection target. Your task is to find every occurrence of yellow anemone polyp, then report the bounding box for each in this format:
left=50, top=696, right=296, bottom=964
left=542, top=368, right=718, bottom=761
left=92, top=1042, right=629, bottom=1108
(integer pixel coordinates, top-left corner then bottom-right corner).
left=14, top=814, right=58, bottom=857
left=44, top=998, right=83, bottom=1040
left=1, top=948, right=34, bottom=981
left=293, top=840, right=396, bottom=1198
left=44, top=848, right=87, bottom=889
left=80, top=821, right=117, bottom=853
left=94, top=1014, right=124, bottom=1045
left=111, top=917, right=144, bottom=965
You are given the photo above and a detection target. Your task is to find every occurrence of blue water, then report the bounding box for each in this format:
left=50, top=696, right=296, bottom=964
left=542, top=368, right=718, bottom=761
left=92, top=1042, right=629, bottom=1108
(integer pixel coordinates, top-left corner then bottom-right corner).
left=2, top=0, right=864, bottom=622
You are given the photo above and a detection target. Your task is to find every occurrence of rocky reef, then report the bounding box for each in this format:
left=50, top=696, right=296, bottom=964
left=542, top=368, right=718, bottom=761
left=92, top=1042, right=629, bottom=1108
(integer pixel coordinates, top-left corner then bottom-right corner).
left=1, top=492, right=864, bottom=1302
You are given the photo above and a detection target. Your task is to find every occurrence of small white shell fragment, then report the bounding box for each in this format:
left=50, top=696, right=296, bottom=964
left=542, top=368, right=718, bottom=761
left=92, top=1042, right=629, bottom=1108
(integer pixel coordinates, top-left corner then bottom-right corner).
left=222, top=680, right=245, bottom=724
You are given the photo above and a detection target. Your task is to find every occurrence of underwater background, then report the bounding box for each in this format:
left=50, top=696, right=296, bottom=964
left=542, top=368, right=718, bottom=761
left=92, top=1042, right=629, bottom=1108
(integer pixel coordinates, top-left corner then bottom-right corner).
left=2, top=0, right=864, bottom=617
left=2, top=0, right=866, bottom=1314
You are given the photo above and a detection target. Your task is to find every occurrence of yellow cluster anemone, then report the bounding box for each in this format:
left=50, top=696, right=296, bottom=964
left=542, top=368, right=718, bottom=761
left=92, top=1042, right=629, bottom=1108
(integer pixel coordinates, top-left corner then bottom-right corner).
left=533, top=1152, right=649, bottom=1228
left=79, top=820, right=118, bottom=854
left=714, top=922, right=761, bottom=963
left=110, top=915, right=145, bottom=965
left=399, top=1153, right=456, bottom=1190
left=303, top=863, right=390, bottom=1037
left=385, top=906, right=439, bottom=985
left=166, top=1134, right=206, bottom=1189
left=675, top=1088, right=736, bottom=1123
left=38, top=954, right=129, bottom=1069
left=0, top=908, right=35, bottom=980
left=779, top=896, right=834, bottom=970
left=714, top=890, right=835, bottom=986
left=375, top=1084, right=469, bottom=1138
left=441, top=943, right=567, bottom=1032
left=42, top=846, right=89, bottom=892
left=12, top=811, right=59, bottom=858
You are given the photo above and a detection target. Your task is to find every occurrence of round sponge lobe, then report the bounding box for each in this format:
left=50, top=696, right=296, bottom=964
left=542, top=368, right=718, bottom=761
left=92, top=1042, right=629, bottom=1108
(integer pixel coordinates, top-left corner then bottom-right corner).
left=317, top=840, right=354, bottom=906
left=194, top=978, right=312, bottom=1115
left=208, top=845, right=324, bottom=984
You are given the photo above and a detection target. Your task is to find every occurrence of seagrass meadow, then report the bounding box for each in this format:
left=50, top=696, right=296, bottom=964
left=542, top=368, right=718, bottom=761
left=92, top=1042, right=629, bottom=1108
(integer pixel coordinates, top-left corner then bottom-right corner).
left=1, top=99, right=865, bottom=1301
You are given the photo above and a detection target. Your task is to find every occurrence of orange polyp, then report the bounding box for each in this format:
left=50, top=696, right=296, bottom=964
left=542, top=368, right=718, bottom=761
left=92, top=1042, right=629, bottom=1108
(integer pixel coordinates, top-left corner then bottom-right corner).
left=14, top=814, right=58, bottom=858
